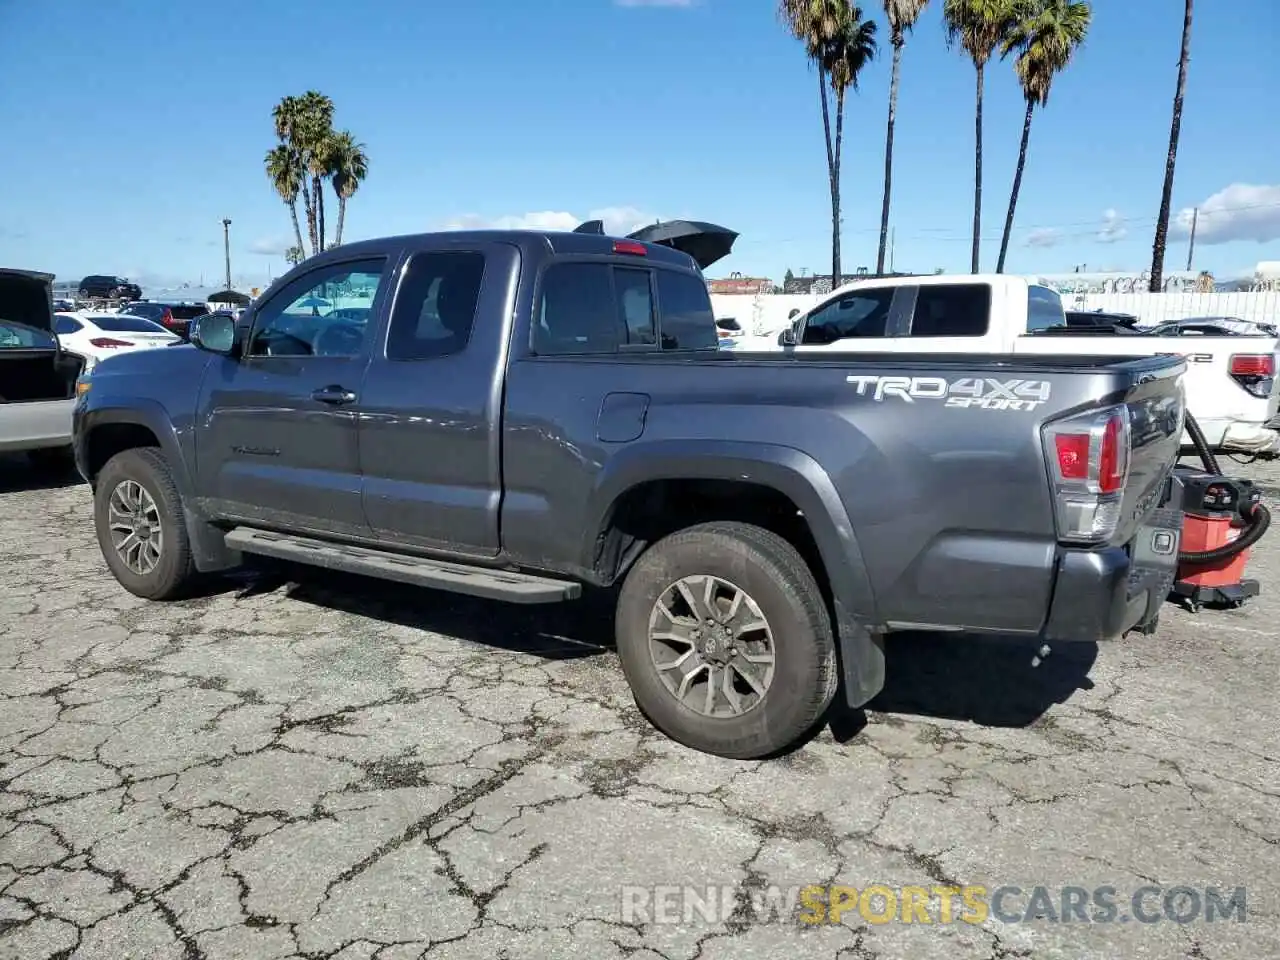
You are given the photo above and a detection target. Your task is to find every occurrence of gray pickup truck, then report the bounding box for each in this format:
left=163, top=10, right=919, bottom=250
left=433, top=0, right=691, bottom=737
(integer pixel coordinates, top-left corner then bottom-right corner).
left=73, top=229, right=1187, bottom=758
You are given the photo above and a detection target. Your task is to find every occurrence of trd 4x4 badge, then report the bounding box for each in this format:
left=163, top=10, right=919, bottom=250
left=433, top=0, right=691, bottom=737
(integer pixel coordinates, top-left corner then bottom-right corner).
left=845, top=375, right=1052, bottom=411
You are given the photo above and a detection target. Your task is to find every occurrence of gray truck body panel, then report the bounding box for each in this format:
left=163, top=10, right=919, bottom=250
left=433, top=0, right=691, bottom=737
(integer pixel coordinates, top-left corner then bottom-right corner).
left=74, top=231, right=1187, bottom=706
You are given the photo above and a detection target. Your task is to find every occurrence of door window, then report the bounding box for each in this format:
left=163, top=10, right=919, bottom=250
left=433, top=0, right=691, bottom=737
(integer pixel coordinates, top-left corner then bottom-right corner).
left=909, top=284, right=991, bottom=337
left=801, top=289, right=894, bottom=344
left=247, top=259, right=387, bottom=357
left=54, top=315, right=83, bottom=335
left=385, top=251, right=485, bottom=360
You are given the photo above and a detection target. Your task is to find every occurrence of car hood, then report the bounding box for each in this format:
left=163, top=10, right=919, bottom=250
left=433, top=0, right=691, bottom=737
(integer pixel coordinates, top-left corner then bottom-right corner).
left=90, top=341, right=211, bottom=380
left=0, top=268, right=55, bottom=332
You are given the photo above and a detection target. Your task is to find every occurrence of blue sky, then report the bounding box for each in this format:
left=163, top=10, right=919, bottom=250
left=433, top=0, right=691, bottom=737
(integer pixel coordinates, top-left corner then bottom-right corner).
left=1, top=0, right=1277, bottom=290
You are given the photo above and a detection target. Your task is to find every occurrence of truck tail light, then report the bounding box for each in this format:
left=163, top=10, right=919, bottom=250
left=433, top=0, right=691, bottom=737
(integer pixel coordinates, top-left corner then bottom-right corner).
left=1043, top=404, right=1131, bottom=543
left=160, top=308, right=176, bottom=328
left=89, top=337, right=134, bottom=348
left=1228, top=353, right=1275, bottom=398
left=612, top=240, right=647, bottom=256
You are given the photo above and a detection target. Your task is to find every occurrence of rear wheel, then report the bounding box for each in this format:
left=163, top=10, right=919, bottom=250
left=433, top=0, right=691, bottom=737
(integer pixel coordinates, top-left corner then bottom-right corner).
left=94, top=448, right=197, bottom=600
left=615, top=521, right=838, bottom=759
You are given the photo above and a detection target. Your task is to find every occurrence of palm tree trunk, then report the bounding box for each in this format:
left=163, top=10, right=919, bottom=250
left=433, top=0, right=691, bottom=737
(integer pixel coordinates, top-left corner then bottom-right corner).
left=335, top=196, right=347, bottom=247
left=997, top=99, right=1036, bottom=274
left=971, top=62, right=985, bottom=273
left=817, top=69, right=839, bottom=286
left=301, top=179, right=317, bottom=256
left=832, top=89, right=845, bottom=286
left=877, top=37, right=904, bottom=275
left=314, top=176, right=326, bottom=253
left=288, top=202, right=305, bottom=260
left=1150, top=0, right=1194, bottom=292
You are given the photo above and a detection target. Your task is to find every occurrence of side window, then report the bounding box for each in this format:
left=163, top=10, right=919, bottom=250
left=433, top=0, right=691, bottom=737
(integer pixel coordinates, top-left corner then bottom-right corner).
left=385, top=251, right=485, bottom=360
left=533, top=263, right=619, bottom=355
left=910, top=284, right=991, bottom=337
left=615, top=268, right=656, bottom=346
left=54, top=315, right=83, bottom=335
left=1026, top=284, right=1066, bottom=333
left=248, top=258, right=386, bottom=358
left=802, top=289, right=893, bottom=344
left=656, top=270, right=717, bottom=350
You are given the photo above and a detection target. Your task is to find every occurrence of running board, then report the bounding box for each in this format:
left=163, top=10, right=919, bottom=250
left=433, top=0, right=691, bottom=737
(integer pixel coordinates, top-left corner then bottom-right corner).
left=223, top=528, right=581, bottom=604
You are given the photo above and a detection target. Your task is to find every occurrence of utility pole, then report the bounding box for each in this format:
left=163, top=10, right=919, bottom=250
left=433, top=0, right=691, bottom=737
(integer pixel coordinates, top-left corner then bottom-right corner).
left=890, top=228, right=896, bottom=274
left=1185, top=207, right=1198, bottom=271
left=222, top=218, right=232, bottom=290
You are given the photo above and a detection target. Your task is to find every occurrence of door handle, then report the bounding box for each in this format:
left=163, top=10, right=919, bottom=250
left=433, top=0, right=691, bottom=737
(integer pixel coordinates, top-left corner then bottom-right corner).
left=311, top=385, right=357, bottom=405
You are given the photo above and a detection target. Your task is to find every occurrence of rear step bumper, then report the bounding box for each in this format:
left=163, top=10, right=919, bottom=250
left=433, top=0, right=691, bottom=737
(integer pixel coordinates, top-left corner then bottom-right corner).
left=224, top=528, right=581, bottom=603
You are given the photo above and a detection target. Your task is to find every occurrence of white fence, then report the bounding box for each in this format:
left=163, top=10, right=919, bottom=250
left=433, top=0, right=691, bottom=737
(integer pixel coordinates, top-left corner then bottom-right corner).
left=711, top=290, right=1280, bottom=337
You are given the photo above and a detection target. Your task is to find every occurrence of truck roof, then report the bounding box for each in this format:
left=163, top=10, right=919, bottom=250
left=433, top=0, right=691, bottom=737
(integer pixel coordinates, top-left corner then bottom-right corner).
left=300, top=229, right=700, bottom=271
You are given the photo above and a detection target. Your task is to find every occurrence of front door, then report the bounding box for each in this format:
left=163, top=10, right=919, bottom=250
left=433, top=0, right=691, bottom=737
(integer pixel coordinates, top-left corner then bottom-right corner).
left=357, top=241, right=517, bottom=556
left=196, top=256, right=393, bottom=539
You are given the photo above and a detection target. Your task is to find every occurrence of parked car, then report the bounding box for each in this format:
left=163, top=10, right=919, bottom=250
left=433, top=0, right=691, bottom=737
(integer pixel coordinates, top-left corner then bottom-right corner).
left=78, top=275, right=143, bottom=301
left=1145, top=316, right=1279, bottom=338
left=1, top=268, right=93, bottom=471
left=74, top=229, right=1186, bottom=759
left=776, top=275, right=1280, bottom=457
left=54, top=311, right=181, bottom=362
left=117, top=301, right=207, bottom=339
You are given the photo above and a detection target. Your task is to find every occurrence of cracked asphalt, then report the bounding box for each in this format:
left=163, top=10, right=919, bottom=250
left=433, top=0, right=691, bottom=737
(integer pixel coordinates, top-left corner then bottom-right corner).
left=1, top=456, right=1277, bottom=960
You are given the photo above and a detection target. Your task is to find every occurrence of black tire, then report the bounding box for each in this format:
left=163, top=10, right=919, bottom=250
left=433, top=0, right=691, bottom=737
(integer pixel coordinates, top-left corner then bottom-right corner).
left=27, top=445, right=76, bottom=475
left=78, top=287, right=90, bottom=299
left=615, top=521, right=838, bottom=759
left=94, top=448, right=197, bottom=600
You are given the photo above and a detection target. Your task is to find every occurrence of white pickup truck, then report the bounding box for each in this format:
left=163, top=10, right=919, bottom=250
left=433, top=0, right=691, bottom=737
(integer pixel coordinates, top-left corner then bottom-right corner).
left=765, top=274, right=1280, bottom=456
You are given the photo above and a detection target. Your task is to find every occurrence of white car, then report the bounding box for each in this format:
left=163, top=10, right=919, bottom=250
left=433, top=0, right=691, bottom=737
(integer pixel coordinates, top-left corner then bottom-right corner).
left=53, top=311, right=181, bottom=362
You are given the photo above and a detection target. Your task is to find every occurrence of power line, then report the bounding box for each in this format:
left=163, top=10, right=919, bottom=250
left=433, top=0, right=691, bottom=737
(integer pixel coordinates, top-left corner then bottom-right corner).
left=730, top=198, right=1280, bottom=248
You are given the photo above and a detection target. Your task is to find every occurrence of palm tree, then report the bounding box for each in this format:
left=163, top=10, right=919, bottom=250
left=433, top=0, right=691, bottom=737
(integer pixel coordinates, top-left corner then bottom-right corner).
left=995, top=0, right=1091, bottom=273
left=265, top=144, right=306, bottom=259
left=943, top=0, right=1018, bottom=272
left=780, top=1, right=878, bottom=285
left=325, top=131, right=369, bottom=247
left=1149, top=0, right=1193, bottom=292
left=877, top=0, right=930, bottom=275
left=269, top=91, right=335, bottom=255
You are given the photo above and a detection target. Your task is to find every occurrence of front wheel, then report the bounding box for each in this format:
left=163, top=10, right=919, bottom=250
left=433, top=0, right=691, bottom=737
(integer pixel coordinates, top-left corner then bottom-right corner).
left=615, top=521, right=838, bottom=759
left=94, top=448, right=197, bottom=600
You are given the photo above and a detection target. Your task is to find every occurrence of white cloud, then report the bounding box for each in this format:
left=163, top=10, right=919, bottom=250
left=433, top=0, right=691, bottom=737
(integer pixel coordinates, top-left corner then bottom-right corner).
left=1097, top=209, right=1127, bottom=244
left=1170, top=183, right=1280, bottom=246
left=1025, top=227, right=1062, bottom=249
left=442, top=206, right=660, bottom=236
left=247, top=236, right=293, bottom=256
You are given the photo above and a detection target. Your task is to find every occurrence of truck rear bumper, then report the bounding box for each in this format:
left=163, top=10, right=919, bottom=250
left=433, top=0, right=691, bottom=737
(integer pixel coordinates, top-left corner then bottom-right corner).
left=1042, top=504, right=1182, bottom=643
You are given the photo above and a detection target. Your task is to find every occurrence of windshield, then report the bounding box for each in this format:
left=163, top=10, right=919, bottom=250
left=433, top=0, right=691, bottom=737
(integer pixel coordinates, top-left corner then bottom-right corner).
left=93, top=314, right=171, bottom=334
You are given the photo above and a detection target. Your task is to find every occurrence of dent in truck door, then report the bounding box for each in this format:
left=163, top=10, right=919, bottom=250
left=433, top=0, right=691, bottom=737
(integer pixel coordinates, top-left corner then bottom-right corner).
left=196, top=257, right=390, bottom=538
left=357, top=242, right=518, bottom=556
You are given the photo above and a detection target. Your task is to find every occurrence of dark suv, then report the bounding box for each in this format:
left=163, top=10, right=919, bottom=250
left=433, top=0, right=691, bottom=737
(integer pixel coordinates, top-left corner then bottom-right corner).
left=119, top=301, right=207, bottom=339
left=78, top=275, right=143, bottom=300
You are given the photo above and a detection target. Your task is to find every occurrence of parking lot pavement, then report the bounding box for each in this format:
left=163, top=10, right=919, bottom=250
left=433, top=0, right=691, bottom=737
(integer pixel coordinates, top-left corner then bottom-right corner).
left=1, top=458, right=1277, bottom=960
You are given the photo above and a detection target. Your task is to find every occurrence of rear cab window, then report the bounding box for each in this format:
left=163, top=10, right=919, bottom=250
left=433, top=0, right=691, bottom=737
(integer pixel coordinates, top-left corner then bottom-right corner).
left=532, top=260, right=718, bottom=356
left=1026, top=284, right=1066, bottom=333
left=908, top=283, right=991, bottom=337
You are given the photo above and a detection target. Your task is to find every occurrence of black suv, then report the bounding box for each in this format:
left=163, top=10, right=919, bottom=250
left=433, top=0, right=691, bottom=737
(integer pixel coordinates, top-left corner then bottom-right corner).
left=119, top=301, right=207, bottom=338
left=78, top=275, right=143, bottom=300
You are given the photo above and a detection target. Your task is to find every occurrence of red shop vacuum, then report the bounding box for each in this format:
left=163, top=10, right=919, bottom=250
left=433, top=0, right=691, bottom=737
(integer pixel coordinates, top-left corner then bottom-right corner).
left=1172, top=412, right=1272, bottom=610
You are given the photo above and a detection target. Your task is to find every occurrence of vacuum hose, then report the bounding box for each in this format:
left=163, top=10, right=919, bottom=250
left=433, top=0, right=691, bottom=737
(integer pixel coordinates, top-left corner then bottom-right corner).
left=1178, top=409, right=1270, bottom=563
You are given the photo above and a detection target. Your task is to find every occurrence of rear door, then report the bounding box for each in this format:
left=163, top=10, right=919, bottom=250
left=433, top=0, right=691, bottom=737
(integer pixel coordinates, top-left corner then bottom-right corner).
left=356, top=239, right=518, bottom=556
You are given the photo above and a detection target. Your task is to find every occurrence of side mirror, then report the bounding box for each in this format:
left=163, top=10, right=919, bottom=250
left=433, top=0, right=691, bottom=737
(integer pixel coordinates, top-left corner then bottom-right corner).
left=190, top=312, right=239, bottom=356
left=778, top=325, right=798, bottom=347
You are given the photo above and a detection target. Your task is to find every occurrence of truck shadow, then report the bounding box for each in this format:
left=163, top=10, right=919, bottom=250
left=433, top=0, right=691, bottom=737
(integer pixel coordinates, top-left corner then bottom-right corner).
left=0, top=455, right=84, bottom=493
left=237, top=562, right=1098, bottom=735
left=827, top=631, right=1098, bottom=741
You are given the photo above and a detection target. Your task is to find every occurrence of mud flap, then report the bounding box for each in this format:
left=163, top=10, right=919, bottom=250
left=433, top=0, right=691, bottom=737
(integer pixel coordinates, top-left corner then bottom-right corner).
left=834, top=598, right=886, bottom=707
